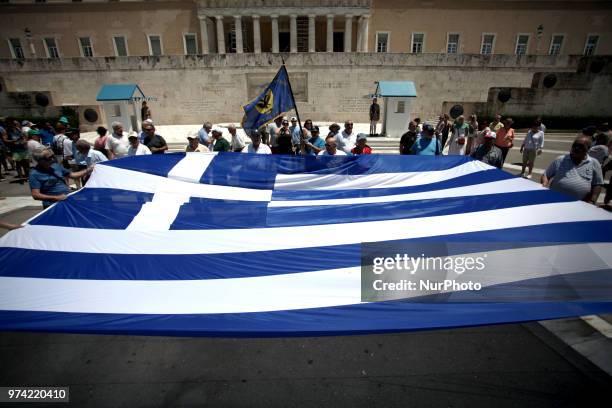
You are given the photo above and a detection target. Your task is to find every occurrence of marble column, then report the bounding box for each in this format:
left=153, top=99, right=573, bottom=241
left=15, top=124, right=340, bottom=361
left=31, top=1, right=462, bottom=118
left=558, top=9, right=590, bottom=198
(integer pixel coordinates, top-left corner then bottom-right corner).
left=308, top=15, right=316, bottom=53
left=252, top=15, right=261, bottom=53
left=215, top=15, right=225, bottom=54
left=326, top=14, right=334, bottom=52
left=198, top=16, right=210, bottom=54
left=356, top=16, right=363, bottom=52
left=290, top=14, right=297, bottom=53
left=344, top=15, right=352, bottom=52
left=271, top=14, right=279, bottom=53
left=361, top=15, right=369, bottom=52
left=234, top=15, right=243, bottom=53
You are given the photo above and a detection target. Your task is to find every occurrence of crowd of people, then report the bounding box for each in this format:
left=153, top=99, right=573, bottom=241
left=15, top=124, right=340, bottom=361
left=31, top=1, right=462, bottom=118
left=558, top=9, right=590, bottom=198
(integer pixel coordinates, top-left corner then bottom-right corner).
left=0, top=111, right=610, bottom=210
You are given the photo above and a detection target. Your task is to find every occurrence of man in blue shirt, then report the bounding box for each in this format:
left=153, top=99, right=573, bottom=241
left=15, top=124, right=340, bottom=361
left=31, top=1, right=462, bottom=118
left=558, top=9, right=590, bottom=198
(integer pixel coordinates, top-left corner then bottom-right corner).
left=410, top=124, right=441, bottom=155
left=301, top=126, right=325, bottom=156
left=39, top=122, right=55, bottom=147
left=29, top=147, right=92, bottom=208
left=198, top=122, right=212, bottom=148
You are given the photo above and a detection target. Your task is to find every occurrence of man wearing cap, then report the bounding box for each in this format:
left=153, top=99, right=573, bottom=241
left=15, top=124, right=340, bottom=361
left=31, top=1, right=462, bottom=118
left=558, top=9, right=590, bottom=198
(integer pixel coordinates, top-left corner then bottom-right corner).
left=128, top=133, right=152, bottom=156
left=242, top=130, right=271, bottom=154
left=21, top=120, right=34, bottom=135
left=352, top=134, right=372, bottom=155
left=185, top=134, right=209, bottom=152
left=211, top=127, right=230, bottom=152
left=142, top=123, right=168, bottom=154
left=541, top=135, right=603, bottom=203
left=26, top=129, right=44, bottom=164
left=470, top=131, right=503, bottom=169
left=106, top=121, right=130, bottom=160
left=29, top=147, right=92, bottom=208
left=301, top=126, right=325, bottom=156
left=58, top=116, right=70, bottom=127
left=318, top=136, right=347, bottom=156
left=410, top=124, right=441, bottom=156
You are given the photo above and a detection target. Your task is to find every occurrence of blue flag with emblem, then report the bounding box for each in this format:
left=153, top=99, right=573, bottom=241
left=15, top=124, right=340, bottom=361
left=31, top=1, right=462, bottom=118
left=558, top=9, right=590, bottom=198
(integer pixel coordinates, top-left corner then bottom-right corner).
left=241, top=66, right=295, bottom=132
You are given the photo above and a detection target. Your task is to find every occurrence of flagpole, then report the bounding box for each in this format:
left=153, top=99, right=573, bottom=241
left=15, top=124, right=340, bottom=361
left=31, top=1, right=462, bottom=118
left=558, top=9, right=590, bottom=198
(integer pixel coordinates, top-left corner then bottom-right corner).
left=281, top=57, right=304, bottom=150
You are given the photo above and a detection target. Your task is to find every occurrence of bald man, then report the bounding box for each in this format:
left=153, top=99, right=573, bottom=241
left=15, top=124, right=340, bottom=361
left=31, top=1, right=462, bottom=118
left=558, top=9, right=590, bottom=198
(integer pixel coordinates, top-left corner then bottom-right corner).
left=541, top=135, right=604, bottom=203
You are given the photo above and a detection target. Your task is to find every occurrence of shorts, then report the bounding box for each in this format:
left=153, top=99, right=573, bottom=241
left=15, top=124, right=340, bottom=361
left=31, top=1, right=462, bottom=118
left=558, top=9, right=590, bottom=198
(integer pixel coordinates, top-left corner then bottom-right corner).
left=12, top=151, right=29, bottom=161
left=522, top=149, right=536, bottom=163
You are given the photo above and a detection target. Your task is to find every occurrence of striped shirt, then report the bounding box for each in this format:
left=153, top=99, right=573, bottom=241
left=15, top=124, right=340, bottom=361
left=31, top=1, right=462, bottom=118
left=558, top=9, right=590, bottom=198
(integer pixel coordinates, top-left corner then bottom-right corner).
left=545, top=155, right=604, bottom=200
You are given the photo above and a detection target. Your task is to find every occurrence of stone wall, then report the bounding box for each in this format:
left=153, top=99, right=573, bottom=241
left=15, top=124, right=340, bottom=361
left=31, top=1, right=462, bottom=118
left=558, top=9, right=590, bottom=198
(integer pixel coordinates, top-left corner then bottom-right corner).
left=0, top=53, right=606, bottom=127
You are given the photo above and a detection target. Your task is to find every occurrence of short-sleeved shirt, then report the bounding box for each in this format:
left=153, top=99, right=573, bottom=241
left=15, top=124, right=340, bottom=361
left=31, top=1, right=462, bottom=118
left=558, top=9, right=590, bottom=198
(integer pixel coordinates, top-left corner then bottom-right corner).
left=242, top=144, right=272, bottom=154
left=495, top=128, right=515, bottom=148
left=29, top=163, right=70, bottom=207
left=128, top=143, right=151, bottom=156
left=588, top=145, right=609, bottom=165
left=105, top=133, right=130, bottom=158
left=185, top=144, right=209, bottom=153
left=304, top=136, right=325, bottom=156
left=400, top=131, right=418, bottom=155
left=471, top=144, right=503, bottom=169
left=545, top=154, right=604, bottom=200
left=523, top=130, right=544, bottom=150
left=77, top=149, right=108, bottom=166
left=212, top=137, right=231, bottom=152
left=143, top=134, right=167, bottom=154
left=39, top=129, right=55, bottom=146
left=318, top=149, right=347, bottom=156
left=198, top=128, right=210, bottom=145
left=410, top=136, right=441, bottom=156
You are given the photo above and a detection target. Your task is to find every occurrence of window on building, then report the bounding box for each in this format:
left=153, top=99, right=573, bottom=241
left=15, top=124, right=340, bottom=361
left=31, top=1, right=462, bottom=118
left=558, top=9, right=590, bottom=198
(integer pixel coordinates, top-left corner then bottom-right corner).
left=549, top=35, right=564, bottom=55
left=376, top=32, right=389, bottom=53
left=411, top=33, right=424, bottom=53
left=43, top=37, right=59, bottom=58
left=113, top=36, right=128, bottom=56
left=447, top=33, right=459, bottom=54
left=515, top=34, right=529, bottom=55
left=184, top=33, right=197, bottom=55
left=148, top=35, right=162, bottom=56
left=396, top=100, right=405, bottom=114
left=481, top=34, right=495, bottom=55
left=8, top=38, right=24, bottom=59
left=584, top=34, right=599, bottom=56
left=79, top=37, right=93, bottom=57
left=297, top=16, right=308, bottom=52
left=111, top=104, right=121, bottom=117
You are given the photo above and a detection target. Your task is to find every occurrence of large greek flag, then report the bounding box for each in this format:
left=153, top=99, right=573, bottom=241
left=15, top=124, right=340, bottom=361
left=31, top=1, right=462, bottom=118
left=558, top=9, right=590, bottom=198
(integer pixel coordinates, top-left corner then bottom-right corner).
left=0, top=153, right=611, bottom=336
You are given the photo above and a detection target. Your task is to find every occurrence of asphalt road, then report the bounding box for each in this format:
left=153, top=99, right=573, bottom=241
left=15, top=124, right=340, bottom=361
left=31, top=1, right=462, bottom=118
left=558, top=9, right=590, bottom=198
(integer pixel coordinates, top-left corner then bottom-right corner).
left=1, top=131, right=611, bottom=407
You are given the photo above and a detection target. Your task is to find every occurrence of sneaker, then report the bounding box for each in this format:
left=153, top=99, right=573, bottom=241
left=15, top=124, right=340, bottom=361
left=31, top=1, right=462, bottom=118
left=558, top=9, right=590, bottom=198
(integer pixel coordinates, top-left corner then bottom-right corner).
left=526, top=174, right=532, bottom=179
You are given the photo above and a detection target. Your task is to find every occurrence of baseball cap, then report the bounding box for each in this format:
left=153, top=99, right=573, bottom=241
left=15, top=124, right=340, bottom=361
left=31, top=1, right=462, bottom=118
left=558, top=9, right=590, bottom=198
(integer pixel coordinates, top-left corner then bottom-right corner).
left=484, top=131, right=496, bottom=138
left=58, top=116, right=69, bottom=125
left=22, top=120, right=33, bottom=127
left=28, top=129, right=41, bottom=136
left=212, top=126, right=223, bottom=133
left=143, top=119, right=154, bottom=125
left=356, top=133, right=368, bottom=141
left=250, top=129, right=261, bottom=138
left=290, top=116, right=297, bottom=121
left=311, top=126, right=320, bottom=133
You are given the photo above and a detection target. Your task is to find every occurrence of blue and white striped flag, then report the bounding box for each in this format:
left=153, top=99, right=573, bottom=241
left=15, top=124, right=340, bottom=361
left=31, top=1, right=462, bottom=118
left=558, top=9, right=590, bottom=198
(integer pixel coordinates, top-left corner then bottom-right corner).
left=0, top=153, right=611, bottom=336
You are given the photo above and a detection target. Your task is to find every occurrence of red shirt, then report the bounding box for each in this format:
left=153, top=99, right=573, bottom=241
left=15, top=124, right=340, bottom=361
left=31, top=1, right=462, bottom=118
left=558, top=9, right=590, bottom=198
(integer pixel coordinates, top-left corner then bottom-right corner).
left=352, top=145, right=372, bottom=155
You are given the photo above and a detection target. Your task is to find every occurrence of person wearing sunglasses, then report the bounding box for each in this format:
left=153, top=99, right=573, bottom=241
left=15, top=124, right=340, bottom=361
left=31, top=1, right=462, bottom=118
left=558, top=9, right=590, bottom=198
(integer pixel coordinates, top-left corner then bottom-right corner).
left=318, top=136, right=347, bottom=156
left=541, top=135, right=604, bottom=204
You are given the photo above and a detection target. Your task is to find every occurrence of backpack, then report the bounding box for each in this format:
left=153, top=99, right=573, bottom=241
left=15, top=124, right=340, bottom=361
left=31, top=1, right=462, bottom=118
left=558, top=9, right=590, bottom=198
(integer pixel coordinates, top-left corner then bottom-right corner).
left=52, top=134, right=67, bottom=156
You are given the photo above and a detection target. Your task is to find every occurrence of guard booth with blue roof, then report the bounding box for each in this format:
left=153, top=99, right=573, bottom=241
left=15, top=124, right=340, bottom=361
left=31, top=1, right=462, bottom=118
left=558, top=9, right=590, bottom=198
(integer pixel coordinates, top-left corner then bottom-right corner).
left=96, top=84, right=146, bottom=134
left=374, top=81, right=417, bottom=138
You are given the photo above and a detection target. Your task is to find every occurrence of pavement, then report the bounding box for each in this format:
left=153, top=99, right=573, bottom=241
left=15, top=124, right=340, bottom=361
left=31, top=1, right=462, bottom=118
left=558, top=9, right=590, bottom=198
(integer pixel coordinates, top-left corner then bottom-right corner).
left=1, top=127, right=611, bottom=406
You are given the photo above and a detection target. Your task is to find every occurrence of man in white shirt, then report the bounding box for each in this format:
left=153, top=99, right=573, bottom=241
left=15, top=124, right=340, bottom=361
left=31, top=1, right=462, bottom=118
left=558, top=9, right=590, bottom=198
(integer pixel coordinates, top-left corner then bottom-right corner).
left=242, top=130, right=271, bottom=154
left=74, top=139, right=107, bottom=171
left=318, top=135, right=347, bottom=156
left=339, top=121, right=357, bottom=154
left=127, top=134, right=152, bottom=156
left=105, top=121, right=130, bottom=159
left=229, top=124, right=245, bottom=152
